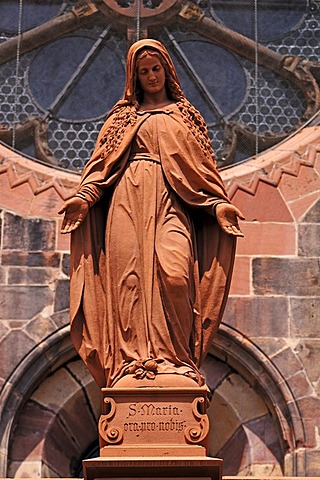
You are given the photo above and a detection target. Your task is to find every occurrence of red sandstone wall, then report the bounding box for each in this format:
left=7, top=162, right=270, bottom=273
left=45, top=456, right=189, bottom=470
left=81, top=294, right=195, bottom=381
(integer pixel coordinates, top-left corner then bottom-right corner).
left=0, top=127, right=319, bottom=476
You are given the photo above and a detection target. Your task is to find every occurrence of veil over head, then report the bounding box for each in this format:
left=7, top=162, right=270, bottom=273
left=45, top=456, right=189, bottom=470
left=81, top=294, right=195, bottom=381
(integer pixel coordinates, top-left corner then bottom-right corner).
left=123, top=39, right=182, bottom=103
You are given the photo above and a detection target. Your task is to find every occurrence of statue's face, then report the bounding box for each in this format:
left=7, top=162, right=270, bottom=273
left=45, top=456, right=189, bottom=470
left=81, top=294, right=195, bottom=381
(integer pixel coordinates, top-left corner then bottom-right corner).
left=136, top=53, right=166, bottom=98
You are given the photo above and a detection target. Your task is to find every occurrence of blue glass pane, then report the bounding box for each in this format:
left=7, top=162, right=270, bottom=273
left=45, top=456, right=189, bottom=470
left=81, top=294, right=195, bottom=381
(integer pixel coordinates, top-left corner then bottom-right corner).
left=169, top=49, right=219, bottom=124
left=174, top=41, right=247, bottom=123
left=57, top=46, right=125, bottom=120
left=212, top=1, right=307, bottom=42
left=28, top=37, right=125, bottom=121
left=0, top=0, right=62, bottom=33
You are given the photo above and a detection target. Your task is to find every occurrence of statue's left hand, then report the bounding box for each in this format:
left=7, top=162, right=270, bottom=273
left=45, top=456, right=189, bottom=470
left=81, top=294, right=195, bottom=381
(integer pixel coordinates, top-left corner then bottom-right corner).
left=216, top=203, right=245, bottom=237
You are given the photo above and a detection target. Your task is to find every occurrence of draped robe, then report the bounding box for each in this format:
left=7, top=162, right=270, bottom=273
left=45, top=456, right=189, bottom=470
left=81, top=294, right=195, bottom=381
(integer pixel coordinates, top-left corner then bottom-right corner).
left=70, top=104, right=236, bottom=388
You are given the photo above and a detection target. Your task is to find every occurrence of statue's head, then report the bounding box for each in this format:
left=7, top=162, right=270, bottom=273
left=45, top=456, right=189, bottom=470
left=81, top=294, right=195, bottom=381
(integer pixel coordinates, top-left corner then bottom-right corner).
left=124, top=39, right=184, bottom=104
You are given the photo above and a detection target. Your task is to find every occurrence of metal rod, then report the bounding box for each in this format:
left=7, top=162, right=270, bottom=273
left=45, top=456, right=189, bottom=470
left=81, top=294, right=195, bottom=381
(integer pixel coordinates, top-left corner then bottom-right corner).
left=12, top=0, right=24, bottom=150
left=165, top=28, right=225, bottom=123
left=254, top=0, right=259, bottom=155
left=136, top=0, right=141, bottom=41
left=45, top=26, right=110, bottom=119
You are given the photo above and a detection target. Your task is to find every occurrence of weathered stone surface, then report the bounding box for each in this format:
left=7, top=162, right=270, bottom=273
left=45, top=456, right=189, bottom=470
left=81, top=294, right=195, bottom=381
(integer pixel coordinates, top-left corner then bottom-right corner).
left=244, top=414, right=283, bottom=465
left=62, top=254, right=70, bottom=277
left=303, top=450, right=320, bottom=476
left=3, top=212, right=56, bottom=251
left=279, top=164, right=320, bottom=202
left=290, top=191, right=320, bottom=222
left=217, top=425, right=246, bottom=475
left=0, top=321, right=10, bottom=342
left=298, top=224, right=320, bottom=256
left=290, top=298, right=320, bottom=338
left=295, top=340, right=320, bottom=384
left=232, top=182, right=293, bottom=222
left=315, top=377, right=320, bottom=397
left=253, top=258, right=320, bottom=296
left=216, top=373, right=267, bottom=423
left=286, top=370, right=314, bottom=400
left=9, top=401, right=55, bottom=461
left=224, top=296, right=289, bottom=337
left=31, top=367, right=97, bottom=458
left=229, top=256, right=250, bottom=295
left=8, top=266, right=55, bottom=285
left=0, top=285, right=53, bottom=319
left=66, top=359, right=100, bottom=420
left=0, top=266, right=7, bottom=284
left=209, top=391, right=242, bottom=458
left=253, top=337, right=288, bottom=358
left=0, top=330, right=35, bottom=379
left=201, top=354, right=232, bottom=392
left=25, top=315, right=58, bottom=343
left=50, top=310, right=70, bottom=329
left=269, top=347, right=303, bottom=379
left=296, top=397, right=320, bottom=447
left=302, top=198, right=320, bottom=222
left=236, top=222, right=296, bottom=256
left=1, top=251, right=61, bottom=267
left=44, top=417, right=82, bottom=477
left=57, top=226, right=71, bottom=252
left=8, top=460, right=42, bottom=478
left=54, top=279, right=70, bottom=312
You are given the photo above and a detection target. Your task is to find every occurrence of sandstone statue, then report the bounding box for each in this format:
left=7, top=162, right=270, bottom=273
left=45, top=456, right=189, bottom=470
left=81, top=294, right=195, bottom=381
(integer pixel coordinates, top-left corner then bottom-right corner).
left=59, top=38, right=244, bottom=389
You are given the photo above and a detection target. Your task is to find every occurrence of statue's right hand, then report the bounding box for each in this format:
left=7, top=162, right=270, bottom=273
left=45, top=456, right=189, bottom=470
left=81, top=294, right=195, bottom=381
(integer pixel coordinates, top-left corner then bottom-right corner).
left=58, top=197, right=89, bottom=234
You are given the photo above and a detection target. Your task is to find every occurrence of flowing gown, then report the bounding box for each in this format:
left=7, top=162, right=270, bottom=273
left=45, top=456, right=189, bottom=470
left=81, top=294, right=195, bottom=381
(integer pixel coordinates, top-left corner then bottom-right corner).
left=70, top=104, right=236, bottom=389
left=88, top=109, right=201, bottom=385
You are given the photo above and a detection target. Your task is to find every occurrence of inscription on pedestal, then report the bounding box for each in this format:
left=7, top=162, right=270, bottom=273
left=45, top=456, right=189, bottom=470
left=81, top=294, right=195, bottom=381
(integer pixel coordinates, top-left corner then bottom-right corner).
left=98, top=387, right=210, bottom=451
left=124, top=402, right=186, bottom=435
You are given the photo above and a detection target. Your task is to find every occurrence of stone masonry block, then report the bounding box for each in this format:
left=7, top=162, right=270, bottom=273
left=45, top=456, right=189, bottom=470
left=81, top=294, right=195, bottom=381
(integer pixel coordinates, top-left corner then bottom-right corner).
left=253, top=257, right=320, bottom=296
left=285, top=370, right=313, bottom=400
left=54, top=279, right=70, bottom=312
left=62, top=253, right=70, bottom=277
left=0, top=321, right=10, bottom=342
left=269, top=346, right=303, bottom=380
left=290, top=298, right=320, bottom=338
left=8, top=266, right=55, bottom=285
left=0, top=285, right=54, bottom=319
left=0, top=266, right=6, bottom=284
left=232, top=182, right=293, bottom=222
left=236, top=222, right=296, bottom=256
left=3, top=211, right=56, bottom=251
left=25, top=315, right=58, bottom=343
left=253, top=337, right=288, bottom=358
left=229, top=256, right=250, bottom=295
left=296, top=397, right=320, bottom=447
left=1, top=251, right=61, bottom=267
left=9, top=401, right=55, bottom=461
left=202, top=354, right=232, bottom=392
left=50, top=310, right=70, bottom=329
left=224, top=296, right=289, bottom=337
left=0, top=330, right=35, bottom=379
left=298, top=224, right=320, bottom=256
left=302, top=197, right=320, bottom=222
left=294, top=340, right=320, bottom=383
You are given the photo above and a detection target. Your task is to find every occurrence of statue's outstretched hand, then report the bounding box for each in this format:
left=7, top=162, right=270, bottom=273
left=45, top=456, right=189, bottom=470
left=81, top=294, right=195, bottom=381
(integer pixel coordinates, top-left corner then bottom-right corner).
left=58, top=197, right=89, bottom=234
left=216, top=203, right=245, bottom=237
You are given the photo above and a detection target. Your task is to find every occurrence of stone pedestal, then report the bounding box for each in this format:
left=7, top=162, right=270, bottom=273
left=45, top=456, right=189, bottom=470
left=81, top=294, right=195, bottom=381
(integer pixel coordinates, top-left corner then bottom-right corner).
left=83, top=375, right=222, bottom=480
left=83, top=457, right=222, bottom=480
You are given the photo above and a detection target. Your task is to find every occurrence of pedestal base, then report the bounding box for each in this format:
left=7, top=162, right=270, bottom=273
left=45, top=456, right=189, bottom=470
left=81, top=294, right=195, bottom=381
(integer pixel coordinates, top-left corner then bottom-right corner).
left=83, top=456, right=222, bottom=480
